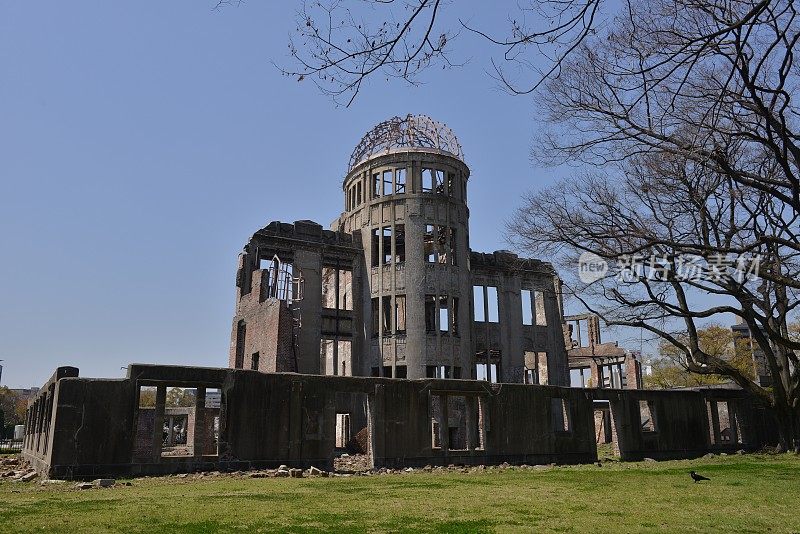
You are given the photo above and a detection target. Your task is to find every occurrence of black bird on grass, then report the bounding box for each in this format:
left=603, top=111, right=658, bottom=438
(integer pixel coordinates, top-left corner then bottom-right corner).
left=690, top=471, right=710, bottom=483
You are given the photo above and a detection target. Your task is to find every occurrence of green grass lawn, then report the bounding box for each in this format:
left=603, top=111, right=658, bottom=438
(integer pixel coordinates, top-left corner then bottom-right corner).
left=1, top=454, right=799, bottom=533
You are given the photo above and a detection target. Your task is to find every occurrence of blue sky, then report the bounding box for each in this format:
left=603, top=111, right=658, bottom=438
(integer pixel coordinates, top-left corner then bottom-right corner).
left=0, top=2, right=587, bottom=388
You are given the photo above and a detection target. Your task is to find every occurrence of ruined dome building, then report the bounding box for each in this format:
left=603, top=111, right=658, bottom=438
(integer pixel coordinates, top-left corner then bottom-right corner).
left=22, top=115, right=774, bottom=480
left=230, top=115, right=570, bottom=385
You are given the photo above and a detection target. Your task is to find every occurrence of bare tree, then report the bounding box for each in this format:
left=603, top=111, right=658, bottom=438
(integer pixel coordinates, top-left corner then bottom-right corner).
left=281, top=1, right=799, bottom=211
left=508, top=147, right=800, bottom=450
left=280, top=0, right=604, bottom=105
left=506, top=0, right=799, bottom=449
left=278, top=1, right=800, bottom=446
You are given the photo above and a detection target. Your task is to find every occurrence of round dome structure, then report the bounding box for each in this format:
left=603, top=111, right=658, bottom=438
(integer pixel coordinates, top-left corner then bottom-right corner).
left=348, top=114, right=464, bottom=171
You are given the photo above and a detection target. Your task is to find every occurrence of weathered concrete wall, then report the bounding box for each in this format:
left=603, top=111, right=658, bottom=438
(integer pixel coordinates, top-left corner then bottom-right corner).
left=23, top=364, right=778, bottom=479
left=593, top=388, right=778, bottom=460
left=470, top=251, right=570, bottom=386
left=45, top=378, right=135, bottom=478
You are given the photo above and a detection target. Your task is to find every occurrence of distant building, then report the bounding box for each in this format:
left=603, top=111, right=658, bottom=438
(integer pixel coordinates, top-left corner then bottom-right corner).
left=9, top=387, right=40, bottom=402
left=182, top=388, right=222, bottom=409
left=731, top=317, right=771, bottom=387
left=565, top=313, right=642, bottom=390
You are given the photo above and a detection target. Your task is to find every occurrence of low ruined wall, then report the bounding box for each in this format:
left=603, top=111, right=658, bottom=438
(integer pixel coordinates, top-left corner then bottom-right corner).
left=23, top=364, right=778, bottom=479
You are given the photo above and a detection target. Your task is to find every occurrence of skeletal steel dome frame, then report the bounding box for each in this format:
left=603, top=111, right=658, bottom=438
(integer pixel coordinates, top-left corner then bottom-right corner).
left=348, top=114, right=464, bottom=171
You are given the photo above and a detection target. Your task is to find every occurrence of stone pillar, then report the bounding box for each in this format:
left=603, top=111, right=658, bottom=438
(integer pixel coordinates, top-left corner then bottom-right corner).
left=500, top=274, right=524, bottom=383
left=545, top=292, right=569, bottom=386
left=441, top=395, right=450, bottom=456
left=590, top=359, right=602, bottom=388
left=194, top=387, right=206, bottom=457
left=625, top=354, right=642, bottom=389
left=465, top=396, right=476, bottom=450
left=152, top=386, right=166, bottom=462
left=402, top=197, right=426, bottom=379
left=295, top=248, right=323, bottom=374
left=371, top=385, right=385, bottom=467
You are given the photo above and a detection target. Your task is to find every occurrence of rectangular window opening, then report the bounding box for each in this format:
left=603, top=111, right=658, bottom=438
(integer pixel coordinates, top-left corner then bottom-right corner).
left=570, top=368, right=590, bottom=388
left=371, top=298, right=379, bottom=337
left=426, top=365, right=450, bottom=379
left=250, top=352, right=259, bottom=371
left=430, top=394, right=442, bottom=449
left=201, top=388, right=222, bottom=456
left=383, top=170, right=393, bottom=196
left=395, top=224, right=406, bottom=263
left=322, top=267, right=336, bottom=309
left=372, top=173, right=380, bottom=199
left=425, top=295, right=436, bottom=333
left=447, top=396, right=468, bottom=451
left=475, top=363, right=498, bottom=383
left=639, top=400, right=656, bottom=432
left=551, top=398, right=571, bottom=433
left=422, top=168, right=434, bottom=193
left=578, top=319, right=589, bottom=348
left=337, top=340, right=352, bottom=376
left=333, top=391, right=372, bottom=466
left=525, top=367, right=538, bottom=385
left=382, top=227, right=393, bottom=265
left=438, top=295, right=450, bottom=334
left=436, top=225, right=448, bottom=264
left=138, top=386, right=157, bottom=408
left=718, top=401, right=733, bottom=442
left=524, top=351, right=539, bottom=385
left=521, top=290, right=533, bottom=326
left=371, top=228, right=380, bottom=267
left=395, top=295, right=407, bottom=334
left=424, top=225, right=436, bottom=263
left=339, top=269, right=353, bottom=310
left=382, top=295, right=392, bottom=336
left=435, top=170, right=445, bottom=194
left=335, top=413, right=351, bottom=448
left=487, top=286, right=499, bottom=323
left=321, top=339, right=335, bottom=375
left=162, top=386, right=196, bottom=457
left=473, top=286, right=485, bottom=322
left=395, top=168, right=406, bottom=194
left=260, top=259, right=297, bottom=302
